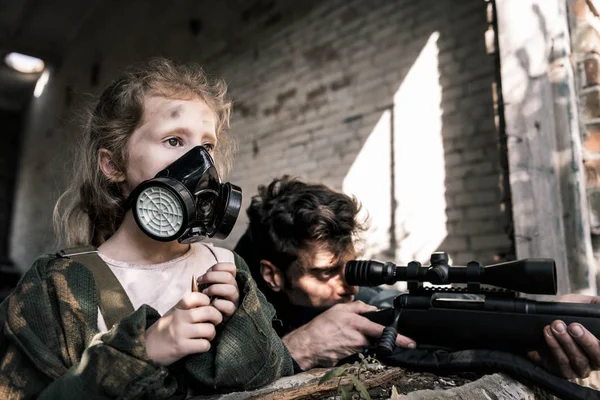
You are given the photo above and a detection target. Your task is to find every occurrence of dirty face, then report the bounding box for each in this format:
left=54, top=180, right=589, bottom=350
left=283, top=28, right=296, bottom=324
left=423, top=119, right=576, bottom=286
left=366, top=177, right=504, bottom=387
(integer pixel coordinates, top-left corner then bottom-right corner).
left=122, top=96, right=217, bottom=195
left=281, top=244, right=358, bottom=308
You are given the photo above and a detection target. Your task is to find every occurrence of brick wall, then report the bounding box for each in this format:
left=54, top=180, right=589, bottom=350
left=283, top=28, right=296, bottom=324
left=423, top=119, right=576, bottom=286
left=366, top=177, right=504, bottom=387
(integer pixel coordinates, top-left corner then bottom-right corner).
left=572, top=0, right=600, bottom=279
left=10, top=0, right=512, bottom=271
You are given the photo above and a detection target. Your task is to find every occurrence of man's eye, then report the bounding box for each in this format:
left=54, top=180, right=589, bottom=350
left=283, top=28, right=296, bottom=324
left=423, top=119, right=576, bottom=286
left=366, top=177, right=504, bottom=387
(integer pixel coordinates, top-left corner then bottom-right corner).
left=166, top=138, right=183, bottom=147
left=320, top=269, right=335, bottom=278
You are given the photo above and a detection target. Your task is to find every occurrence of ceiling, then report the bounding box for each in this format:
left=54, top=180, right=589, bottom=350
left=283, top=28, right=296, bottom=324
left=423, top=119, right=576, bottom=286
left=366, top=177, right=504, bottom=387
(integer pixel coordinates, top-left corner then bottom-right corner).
left=0, top=0, right=101, bottom=111
left=0, top=0, right=322, bottom=112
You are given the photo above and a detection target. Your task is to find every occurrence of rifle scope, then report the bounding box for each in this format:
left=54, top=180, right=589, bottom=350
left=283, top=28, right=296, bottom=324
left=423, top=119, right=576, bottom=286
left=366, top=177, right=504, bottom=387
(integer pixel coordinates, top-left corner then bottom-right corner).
left=345, top=252, right=557, bottom=295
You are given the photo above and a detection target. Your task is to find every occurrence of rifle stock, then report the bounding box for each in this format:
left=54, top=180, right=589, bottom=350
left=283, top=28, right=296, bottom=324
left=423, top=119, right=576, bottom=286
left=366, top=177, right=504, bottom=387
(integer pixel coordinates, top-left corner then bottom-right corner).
left=363, top=302, right=600, bottom=353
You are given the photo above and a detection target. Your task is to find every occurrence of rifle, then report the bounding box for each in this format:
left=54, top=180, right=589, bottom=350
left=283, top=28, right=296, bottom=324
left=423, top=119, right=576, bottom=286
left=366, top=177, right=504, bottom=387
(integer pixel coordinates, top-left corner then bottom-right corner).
left=345, top=252, right=600, bottom=399
left=345, top=251, right=600, bottom=356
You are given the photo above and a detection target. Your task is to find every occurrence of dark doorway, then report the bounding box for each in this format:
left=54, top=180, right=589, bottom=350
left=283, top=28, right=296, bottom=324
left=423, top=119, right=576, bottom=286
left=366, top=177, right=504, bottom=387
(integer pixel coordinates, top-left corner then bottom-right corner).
left=0, top=108, right=24, bottom=301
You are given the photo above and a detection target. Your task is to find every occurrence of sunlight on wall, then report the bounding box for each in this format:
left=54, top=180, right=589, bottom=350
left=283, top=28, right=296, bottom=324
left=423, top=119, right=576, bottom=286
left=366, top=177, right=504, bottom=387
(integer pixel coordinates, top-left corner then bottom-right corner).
left=343, top=31, right=446, bottom=267
left=343, top=110, right=392, bottom=259
left=393, top=31, right=446, bottom=264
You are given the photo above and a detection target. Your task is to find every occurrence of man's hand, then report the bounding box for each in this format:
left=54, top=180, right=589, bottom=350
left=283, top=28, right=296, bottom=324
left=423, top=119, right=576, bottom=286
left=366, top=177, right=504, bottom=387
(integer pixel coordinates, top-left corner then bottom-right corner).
left=282, top=301, right=416, bottom=370
left=197, top=262, right=240, bottom=323
left=528, top=294, right=600, bottom=379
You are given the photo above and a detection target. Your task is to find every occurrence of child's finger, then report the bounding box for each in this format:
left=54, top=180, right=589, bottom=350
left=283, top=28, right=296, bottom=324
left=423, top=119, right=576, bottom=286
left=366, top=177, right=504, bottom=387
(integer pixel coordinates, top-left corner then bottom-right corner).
left=198, top=271, right=237, bottom=286
left=176, top=292, right=211, bottom=310
left=186, top=322, right=217, bottom=341
left=208, top=262, right=237, bottom=276
left=212, top=298, right=237, bottom=317
left=203, top=283, right=239, bottom=303
left=188, top=305, right=223, bottom=325
left=181, top=338, right=212, bottom=354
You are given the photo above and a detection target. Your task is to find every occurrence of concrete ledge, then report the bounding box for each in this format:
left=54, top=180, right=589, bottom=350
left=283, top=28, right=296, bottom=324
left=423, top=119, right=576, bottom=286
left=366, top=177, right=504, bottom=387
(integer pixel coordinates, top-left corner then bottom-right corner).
left=395, top=373, right=541, bottom=400
left=191, top=366, right=550, bottom=400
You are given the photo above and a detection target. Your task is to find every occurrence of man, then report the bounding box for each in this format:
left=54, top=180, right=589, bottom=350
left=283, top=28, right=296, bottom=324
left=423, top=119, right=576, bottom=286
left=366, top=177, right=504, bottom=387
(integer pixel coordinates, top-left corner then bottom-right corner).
left=234, top=175, right=600, bottom=379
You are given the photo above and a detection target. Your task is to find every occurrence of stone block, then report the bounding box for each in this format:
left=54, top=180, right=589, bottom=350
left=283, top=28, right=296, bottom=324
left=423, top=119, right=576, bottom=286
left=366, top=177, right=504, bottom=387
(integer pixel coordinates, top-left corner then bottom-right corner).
left=584, top=125, right=600, bottom=153
left=190, top=369, right=546, bottom=400
left=587, top=188, right=600, bottom=234
left=440, top=236, right=469, bottom=252
left=580, top=85, right=600, bottom=120
left=470, top=233, right=512, bottom=250
left=583, top=54, right=600, bottom=87
left=584, top=159, right=600, bottom=188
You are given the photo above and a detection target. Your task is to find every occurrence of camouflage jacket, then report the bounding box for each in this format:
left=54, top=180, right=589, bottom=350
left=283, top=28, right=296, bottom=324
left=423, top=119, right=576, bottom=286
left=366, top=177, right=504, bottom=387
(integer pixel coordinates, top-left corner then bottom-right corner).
left=0, top=251, right=293, bottom=399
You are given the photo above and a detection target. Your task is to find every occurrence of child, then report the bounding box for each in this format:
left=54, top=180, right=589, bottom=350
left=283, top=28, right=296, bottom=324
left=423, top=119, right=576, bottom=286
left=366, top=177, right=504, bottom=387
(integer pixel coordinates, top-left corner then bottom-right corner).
left=0, top=58, right=293, bottom=399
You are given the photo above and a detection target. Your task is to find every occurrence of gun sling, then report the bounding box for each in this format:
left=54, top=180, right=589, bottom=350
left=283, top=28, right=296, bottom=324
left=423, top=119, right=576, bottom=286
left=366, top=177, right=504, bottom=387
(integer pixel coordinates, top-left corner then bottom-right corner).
left=380, top=347, right=600, bottom=400
left=58, top=245, right=134, bottom=329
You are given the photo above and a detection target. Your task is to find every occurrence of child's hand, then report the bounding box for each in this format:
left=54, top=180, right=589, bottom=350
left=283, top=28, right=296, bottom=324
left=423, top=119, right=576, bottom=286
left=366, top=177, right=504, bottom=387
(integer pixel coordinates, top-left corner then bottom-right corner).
left=197, top=262, right=239, bottom=323
left=144, top=292, right=222, bottom=366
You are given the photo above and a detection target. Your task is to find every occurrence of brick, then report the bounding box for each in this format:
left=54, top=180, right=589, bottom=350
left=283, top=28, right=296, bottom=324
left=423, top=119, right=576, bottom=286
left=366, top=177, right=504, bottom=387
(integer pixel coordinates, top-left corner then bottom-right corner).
left=445, top=178, right=466, bottom=194
left=453, top=42, right=481, bottom=60
left=445, top=152, right=464, bottom=167
left=459, top=92, right=493, bottom=109
left=451, top=132, right=496, bottom=149
left=461, top=148, right=485, bottom=163
left=440, top=63, right=464, bottom=80
left=450, top=252, right=477, bottom=265
left=464, top=175, right=501, bottom=191
left=450, top=218, right=504, bottom=235
left=453, top=191, right=499, bottom=207
left=580, top=86, right=600, bottom=120
left=440, top=236, right=469, bottom=252
left=584, top=159, right=600, bottom=188
left=466, top=205, right=503, bottom=219
left=470, top=104, right=494, bottom=120
left=443, top=119, right=476, bottom=139
left=470, top=233, right=512, bottom=251
left=583, top=54, right=600, bottom=87
left=446, top=209, right=464, bottom=222
left=467, top=78, right=493, bottom=95
left=447, top=161, right=497, bottom=180
left=584, top=125, right=600, bottom=153
left=438, top=51, right=456, bottom=67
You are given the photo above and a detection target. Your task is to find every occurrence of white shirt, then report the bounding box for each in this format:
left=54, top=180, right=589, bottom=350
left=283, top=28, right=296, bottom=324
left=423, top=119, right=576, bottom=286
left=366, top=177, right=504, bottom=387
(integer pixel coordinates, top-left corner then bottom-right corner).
left=96, top=242, right=234, bottom=332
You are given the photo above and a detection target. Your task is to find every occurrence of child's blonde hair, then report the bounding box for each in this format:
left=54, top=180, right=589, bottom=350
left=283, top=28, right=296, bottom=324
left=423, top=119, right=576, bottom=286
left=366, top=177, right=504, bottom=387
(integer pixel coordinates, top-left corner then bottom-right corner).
left=54, top=57, right=234, bottom=247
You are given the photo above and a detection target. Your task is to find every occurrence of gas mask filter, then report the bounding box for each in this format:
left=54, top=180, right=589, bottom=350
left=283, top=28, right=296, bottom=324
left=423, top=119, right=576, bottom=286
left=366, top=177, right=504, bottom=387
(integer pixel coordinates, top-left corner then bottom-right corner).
left=127, top=146, right=242, bottom=244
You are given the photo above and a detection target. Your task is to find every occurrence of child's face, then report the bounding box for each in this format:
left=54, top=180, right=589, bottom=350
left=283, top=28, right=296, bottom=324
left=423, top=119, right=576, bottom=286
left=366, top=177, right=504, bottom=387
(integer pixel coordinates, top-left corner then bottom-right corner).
left=123, top=96, right=218, bottom=195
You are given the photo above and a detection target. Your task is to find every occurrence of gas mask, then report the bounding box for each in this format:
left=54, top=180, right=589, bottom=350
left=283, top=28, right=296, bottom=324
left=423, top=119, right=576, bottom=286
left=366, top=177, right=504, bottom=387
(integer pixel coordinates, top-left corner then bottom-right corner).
left=127, top=146, right=242, bottom=244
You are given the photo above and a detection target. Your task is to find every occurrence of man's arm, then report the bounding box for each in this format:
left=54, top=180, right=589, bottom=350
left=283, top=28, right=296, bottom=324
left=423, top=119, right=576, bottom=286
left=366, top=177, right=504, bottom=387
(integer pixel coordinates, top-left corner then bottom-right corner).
left=282, top=301, right=415, bottom=370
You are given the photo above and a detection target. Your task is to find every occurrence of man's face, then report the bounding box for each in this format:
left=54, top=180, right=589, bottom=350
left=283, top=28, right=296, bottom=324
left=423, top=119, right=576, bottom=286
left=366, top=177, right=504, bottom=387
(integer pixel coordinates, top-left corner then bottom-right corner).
left=282, top=244, right=359, bottom=308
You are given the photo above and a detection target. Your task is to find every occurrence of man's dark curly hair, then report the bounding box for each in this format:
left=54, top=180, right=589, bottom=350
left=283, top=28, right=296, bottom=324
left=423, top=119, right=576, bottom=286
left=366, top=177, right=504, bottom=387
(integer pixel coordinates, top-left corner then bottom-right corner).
left=238, top=175, right=366, bottom=292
